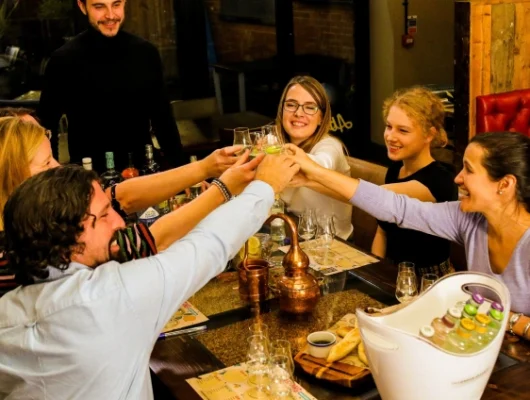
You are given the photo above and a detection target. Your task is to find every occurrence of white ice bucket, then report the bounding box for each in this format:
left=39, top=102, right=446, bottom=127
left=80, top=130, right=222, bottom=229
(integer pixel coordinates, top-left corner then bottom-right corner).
left=356, top=272, right=510, bottom=400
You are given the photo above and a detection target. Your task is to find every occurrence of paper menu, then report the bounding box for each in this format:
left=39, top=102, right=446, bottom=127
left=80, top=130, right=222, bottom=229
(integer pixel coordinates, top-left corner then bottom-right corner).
left=161, top=301, right=209, bottom=334
left=186, top=363, right=317, bottom=400
left=279, top=240, right=379, bottom=276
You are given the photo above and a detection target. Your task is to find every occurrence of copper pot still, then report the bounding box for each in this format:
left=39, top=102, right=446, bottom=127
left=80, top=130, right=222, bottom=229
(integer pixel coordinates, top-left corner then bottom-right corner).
left=266, top=213, right=320, bottom=314
left=237, top=241, right=269, bottom=303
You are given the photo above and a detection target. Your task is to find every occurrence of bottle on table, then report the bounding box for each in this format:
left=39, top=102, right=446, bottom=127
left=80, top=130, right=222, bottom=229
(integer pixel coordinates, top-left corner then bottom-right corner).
left=444, top=318, right=476, bottom=353
left=82, top=157, right=93, bottom=171
left=141, top=144, right=161, bottom=175
left=269, top=195, right=286, bottom=267
left=420, top=325, right=436, bottom=342
left=188, top=155, right=202, bottom=199
left=430, top=307, right=461, bottom=346
left=100, top=152, right=123, bottom=189
left=136, top=145, right=169, bottom=226
left=122, top=152, right=139, bottom=180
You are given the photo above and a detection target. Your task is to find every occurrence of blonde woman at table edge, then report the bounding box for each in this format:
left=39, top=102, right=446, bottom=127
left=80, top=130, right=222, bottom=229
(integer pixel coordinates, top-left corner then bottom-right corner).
left=0, top=115, right=258, bottom=290
left=285, top=131, right=530, bottom=339
left=371, top=86, right=458, bottom=277
left=275, top=75, right=353, bottom=240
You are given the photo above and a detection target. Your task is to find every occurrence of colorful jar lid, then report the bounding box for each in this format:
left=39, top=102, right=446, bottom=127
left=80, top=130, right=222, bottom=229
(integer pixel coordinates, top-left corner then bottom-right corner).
left=460, top=318, right=476, bottom=331
left=491, top=302, right=504, bottom=312
left=449, top=307, right=462, bottom=319
left=471, top=293, right=485, bottom=305
left=475, top=313, right=491, bottom=325
left=489, top=309, right=503, bottom=322
left=420, top=325, right=435, bottom=338
left=463, top=304, right=478, bottom=316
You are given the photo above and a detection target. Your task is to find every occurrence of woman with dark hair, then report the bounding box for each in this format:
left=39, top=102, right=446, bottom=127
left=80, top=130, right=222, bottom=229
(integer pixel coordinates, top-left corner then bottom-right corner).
left=287, top=131, right=530, bottom=339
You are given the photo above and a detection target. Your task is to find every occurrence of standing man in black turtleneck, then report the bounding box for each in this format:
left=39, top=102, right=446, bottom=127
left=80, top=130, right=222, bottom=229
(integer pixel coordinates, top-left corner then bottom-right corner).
left=38, top=0, right=185, bottom=171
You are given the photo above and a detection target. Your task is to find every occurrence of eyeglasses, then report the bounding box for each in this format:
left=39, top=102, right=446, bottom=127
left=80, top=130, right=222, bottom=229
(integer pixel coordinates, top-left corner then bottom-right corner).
left=283, top=101, right=319, bottom=115
left=44, top=129, right=52, bottom=140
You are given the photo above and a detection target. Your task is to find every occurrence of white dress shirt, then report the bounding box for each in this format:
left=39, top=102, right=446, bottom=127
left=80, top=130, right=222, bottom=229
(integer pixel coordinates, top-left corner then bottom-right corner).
left=281, top=137, right=353, bottom=239
left=0, top=181, right=274, bottom=400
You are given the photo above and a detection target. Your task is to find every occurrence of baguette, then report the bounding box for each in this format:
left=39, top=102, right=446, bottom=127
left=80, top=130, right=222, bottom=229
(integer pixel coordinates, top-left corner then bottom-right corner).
left=327, top=327, right=361, bottom=363
left=336, top=326, right=354, bottom=338
left=358, top=340, right=368, bottom=366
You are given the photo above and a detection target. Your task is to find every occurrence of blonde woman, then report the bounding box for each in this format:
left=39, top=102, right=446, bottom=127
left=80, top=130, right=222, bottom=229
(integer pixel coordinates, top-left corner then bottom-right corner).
left=277, top=76, right=353, bottom=240
left=370, top=87, right=458, bottom=276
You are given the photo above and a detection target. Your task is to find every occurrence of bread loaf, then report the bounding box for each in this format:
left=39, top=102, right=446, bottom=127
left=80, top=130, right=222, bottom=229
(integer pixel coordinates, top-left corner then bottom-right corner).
left=358, top=340, right=368, bottom=366
left=336, top=326, right=354, bottom=338
left=327, top=328, right=361, bottom=363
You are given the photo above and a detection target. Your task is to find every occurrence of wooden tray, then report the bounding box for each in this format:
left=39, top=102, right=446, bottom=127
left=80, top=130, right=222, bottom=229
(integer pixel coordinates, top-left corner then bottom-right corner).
left=294, top=313, right=372, bottom=389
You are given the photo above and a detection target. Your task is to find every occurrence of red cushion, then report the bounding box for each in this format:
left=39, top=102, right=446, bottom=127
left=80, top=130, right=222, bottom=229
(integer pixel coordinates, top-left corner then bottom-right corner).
left=476, top=89, right=530, bottom=137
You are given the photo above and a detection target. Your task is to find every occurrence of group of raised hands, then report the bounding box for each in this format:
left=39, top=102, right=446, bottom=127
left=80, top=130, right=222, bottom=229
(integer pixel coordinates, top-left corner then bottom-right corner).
left=203, top=143, right=322, bottom=198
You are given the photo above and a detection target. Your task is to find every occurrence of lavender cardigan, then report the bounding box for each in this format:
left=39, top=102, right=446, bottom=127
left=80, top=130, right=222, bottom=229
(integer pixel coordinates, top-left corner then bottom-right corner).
left=351, top=180, right=530, bottom=314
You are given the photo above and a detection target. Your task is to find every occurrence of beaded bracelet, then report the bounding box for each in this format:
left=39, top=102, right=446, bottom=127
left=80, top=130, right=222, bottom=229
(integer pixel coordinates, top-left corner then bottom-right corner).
left=211, top=178, right=233, bottom=203
left=509, top=312, right=523, bottom=335
left=523, top=321, right=530, bottom=339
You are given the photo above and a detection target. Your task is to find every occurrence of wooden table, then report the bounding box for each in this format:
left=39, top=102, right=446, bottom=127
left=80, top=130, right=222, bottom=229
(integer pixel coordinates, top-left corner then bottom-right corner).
left=150, top=254, right=530, bottom=399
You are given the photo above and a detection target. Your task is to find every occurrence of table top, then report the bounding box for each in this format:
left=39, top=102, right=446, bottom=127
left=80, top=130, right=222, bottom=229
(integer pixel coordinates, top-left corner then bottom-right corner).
left=150, top=245, right=530, bottom=399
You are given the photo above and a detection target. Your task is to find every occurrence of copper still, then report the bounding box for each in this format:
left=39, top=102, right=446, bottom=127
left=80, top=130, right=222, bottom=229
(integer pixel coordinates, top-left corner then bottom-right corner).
left=265, top=213, right=320, bottom=314
left=237, top=241, right=269, bottom=303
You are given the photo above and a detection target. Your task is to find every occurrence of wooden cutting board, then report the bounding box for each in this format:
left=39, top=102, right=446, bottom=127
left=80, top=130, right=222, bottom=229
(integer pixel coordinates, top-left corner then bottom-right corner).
left=294, top=313, right=372, bottom=388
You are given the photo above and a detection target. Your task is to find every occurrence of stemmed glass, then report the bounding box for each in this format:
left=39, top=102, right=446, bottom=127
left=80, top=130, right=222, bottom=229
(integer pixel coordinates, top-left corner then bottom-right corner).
left=420, top=273, right=438, bottom=293
left=262, top=124, right=284, bottom=155
left=314, top=215, right=336, bottom=266
left=233, top=127, right=252, bottom=156
left=246, top=333, right=270, bottom=399
left=268, top=355, right=292, bottom=398
left=395, top=270, right=418, bottom=303
left=270, top=339, right=294, bottom=377
left=298, top=209, right=316, bottom=242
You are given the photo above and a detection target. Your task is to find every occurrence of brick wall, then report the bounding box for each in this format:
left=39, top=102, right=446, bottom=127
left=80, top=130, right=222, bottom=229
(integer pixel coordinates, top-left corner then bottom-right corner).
left=205, top=0, right=354, bottom=64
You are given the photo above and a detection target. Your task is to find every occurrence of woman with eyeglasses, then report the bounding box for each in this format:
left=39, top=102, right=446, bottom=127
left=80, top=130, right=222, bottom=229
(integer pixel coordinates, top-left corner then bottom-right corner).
left=276, top=75, right=353, bottom=239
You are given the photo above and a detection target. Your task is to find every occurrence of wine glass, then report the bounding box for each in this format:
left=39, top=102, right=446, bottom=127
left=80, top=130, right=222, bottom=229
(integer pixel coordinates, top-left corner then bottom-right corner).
left=248, top=322, right=269, bottom=340
left=395, top=271, right=418, bottom=303
left=420, top=273, right=438, bottom=293
left=268, top=355, right=292, bottom=398
left=249, top=130, right=264, bottom=160
left=398, top=261, right=415, bottom=276
left=246, top=334, right=270, bottom=399
left=262, top=124, right=284, bottom=155
left=314, top=215, right=336, bottom=266
left=233, top=127, right=252, bottom=155
left=298, top=209, right=316, bottom=242
left=270, top=339, right=294, bottom=377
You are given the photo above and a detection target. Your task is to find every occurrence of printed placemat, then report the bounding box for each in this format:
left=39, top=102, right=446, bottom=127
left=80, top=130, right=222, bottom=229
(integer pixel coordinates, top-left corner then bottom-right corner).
left=280, top=240, right=379, bottom=276
left=186, top=362, right=318, bottom=400
left=161, top=301, right=209, bottom=334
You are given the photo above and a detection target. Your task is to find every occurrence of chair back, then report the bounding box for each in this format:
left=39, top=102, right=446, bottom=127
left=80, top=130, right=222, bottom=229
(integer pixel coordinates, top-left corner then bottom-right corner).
left=346, top=156, right=387, bottom=250
left=171, top=97, right=220, bottom=121
left=476, top=89, right=530, bottom=136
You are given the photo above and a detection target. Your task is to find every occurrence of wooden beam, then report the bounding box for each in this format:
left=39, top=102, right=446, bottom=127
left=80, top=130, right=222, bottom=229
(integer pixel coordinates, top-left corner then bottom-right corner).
left=513, top=3, right=530, bottom=89
left=490, top=4, right=515, bottom=93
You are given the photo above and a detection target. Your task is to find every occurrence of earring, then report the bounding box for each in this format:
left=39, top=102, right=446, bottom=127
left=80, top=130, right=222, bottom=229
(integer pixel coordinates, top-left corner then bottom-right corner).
left=497, top=190, right=504, bottom=195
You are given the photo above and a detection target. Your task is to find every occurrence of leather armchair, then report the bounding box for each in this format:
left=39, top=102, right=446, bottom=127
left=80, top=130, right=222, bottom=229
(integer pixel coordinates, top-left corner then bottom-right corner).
left=476, top=89, right=530, bottom=136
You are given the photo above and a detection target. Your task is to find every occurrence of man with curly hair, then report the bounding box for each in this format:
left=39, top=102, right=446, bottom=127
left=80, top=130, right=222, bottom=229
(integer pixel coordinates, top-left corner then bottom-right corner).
left=0, top=157, right=300, bottom=398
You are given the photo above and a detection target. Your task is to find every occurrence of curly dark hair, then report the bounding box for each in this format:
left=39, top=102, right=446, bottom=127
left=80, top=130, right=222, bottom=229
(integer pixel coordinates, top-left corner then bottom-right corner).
left=3, top=166, right=99, bottom=285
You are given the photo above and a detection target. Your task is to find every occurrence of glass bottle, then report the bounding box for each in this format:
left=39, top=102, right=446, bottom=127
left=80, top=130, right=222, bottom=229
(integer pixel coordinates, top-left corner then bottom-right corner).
left=269, top=195, right=286, bottom=267
left=462, top=304, right=478, bottom=320
left=467, top=293, right=485, bottom=309
left=82, top=157, right=93, bottom=171
left=189, top=155, right=202, bottom=199
left=420, top=325, right=436, bottom=342
left=471, top=313, right=492, bottom=348
left=444, top=318, right=476, bottom=353
left=122, top=152, right=139, bottom=180
left=141, top=144, right=160, bottom=175
left=486, top=308, right=504, bottom=342
left=431, top=307, right=460, bottom=346
left=100, top=152, right=123, bottom=189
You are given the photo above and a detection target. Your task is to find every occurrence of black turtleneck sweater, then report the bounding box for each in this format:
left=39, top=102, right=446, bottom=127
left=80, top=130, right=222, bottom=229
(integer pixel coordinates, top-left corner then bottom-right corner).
left=38, top=28, right=184, bottom=171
